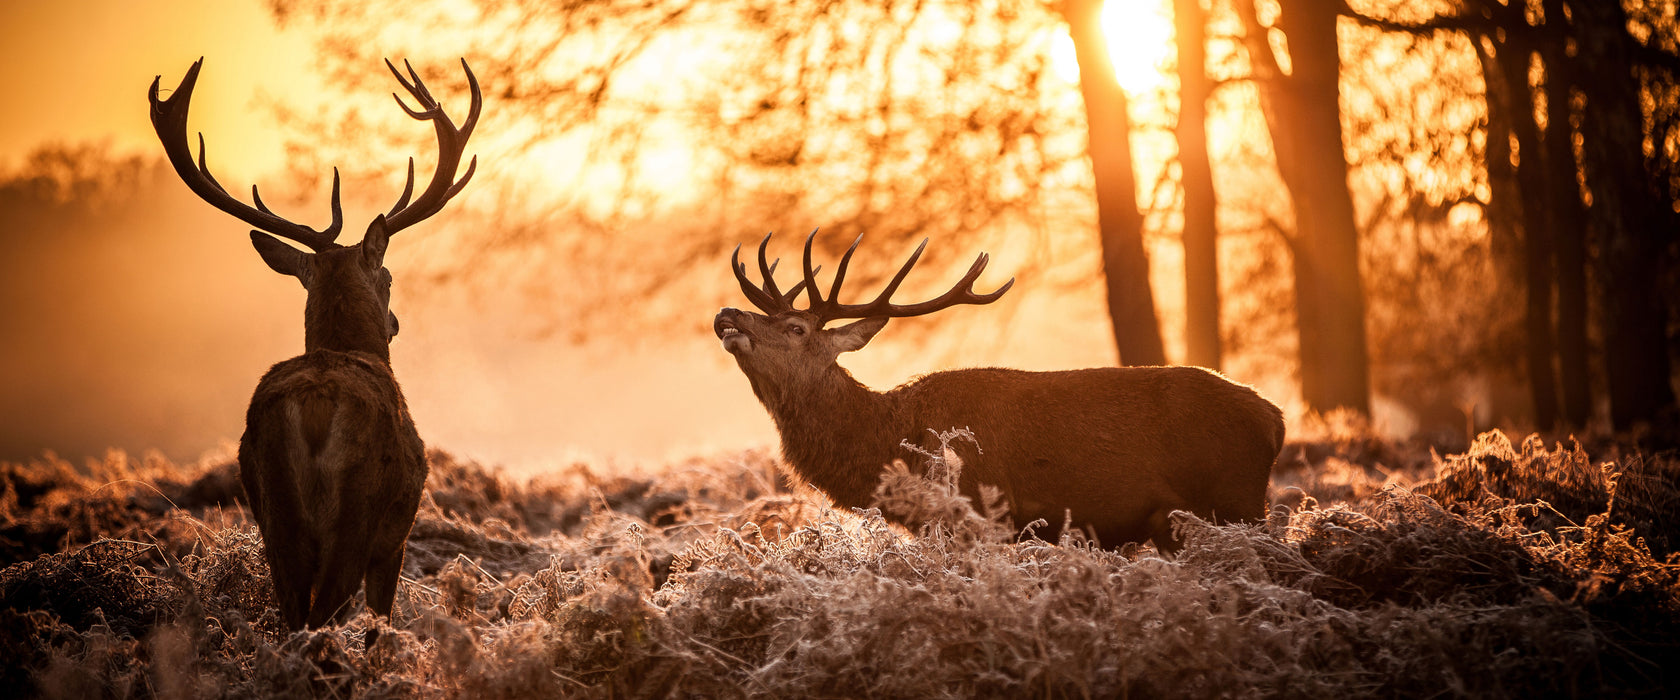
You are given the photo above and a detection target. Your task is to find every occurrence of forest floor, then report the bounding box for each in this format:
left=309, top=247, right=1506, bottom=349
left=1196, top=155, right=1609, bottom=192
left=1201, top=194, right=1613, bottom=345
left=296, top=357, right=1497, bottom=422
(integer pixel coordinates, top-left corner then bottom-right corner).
left=2, top=420, right=1678, bottom=698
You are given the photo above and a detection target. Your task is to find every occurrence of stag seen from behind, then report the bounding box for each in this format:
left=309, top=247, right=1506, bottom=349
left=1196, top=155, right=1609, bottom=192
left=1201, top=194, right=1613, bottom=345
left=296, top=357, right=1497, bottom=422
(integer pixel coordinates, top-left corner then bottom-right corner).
left=148, top=57, right=481, bottom=631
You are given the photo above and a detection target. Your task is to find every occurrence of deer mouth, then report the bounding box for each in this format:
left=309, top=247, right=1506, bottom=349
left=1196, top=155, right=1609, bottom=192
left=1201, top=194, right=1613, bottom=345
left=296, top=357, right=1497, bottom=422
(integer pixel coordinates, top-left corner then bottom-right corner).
left=714, top=312, right=752, bottom=354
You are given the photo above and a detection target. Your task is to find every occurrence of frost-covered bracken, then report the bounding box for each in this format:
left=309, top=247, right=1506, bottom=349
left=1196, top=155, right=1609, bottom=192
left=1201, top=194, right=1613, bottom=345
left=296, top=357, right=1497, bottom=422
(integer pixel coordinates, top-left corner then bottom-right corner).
left=2, top=430, right=1677, bottom=697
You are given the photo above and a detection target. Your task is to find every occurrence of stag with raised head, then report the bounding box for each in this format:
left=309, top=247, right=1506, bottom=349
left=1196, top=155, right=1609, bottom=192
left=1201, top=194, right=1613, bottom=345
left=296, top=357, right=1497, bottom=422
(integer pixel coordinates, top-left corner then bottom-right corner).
left=714, top=231, right=1284, bottom=553
left=150, top=58, right=480, bottom=630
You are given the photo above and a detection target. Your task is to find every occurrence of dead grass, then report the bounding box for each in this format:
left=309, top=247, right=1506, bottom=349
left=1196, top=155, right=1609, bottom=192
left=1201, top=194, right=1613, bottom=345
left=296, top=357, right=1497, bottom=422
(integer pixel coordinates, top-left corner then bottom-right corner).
left=1, top=430, right=1676, bottom=698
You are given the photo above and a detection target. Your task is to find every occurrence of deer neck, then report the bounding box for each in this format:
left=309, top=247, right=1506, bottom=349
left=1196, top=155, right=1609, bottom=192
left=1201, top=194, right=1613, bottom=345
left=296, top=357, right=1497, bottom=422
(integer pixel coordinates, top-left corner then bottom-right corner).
left=302, top=290, right=391, bottom=363
left=757, top=365, right=905, bottom=510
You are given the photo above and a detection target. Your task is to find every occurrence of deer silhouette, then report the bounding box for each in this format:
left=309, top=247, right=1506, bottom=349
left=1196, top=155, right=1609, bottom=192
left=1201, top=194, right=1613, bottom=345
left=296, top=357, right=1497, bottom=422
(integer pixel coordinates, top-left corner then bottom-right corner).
left=715, top=231, right=1284, bottom=553
left=149, top=57, right=480, bottom=630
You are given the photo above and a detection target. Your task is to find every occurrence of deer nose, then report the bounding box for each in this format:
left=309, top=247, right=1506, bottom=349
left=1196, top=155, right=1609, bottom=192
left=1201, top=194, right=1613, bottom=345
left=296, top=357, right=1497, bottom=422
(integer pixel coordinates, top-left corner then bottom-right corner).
left=714, top=308, right=744, bottom=338
left=715, top=308, right=753, bottom=354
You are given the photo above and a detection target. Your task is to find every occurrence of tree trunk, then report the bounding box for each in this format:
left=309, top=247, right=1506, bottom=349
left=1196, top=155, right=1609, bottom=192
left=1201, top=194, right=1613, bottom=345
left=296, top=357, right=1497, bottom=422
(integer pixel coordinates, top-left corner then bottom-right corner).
left=1479, top=20, right=1560, bottom=431
left=1508, top=49, right=1561, bottom=433
left=1539, top=0, right=1592, bottom=428
left=1174, top=0, right=1222, bottom=370
left=1573, top=1, right=1677, bottom=430
left=1063, top=0, right=1166, bottom=367
left=1239, top=0, right=1371, bottom=413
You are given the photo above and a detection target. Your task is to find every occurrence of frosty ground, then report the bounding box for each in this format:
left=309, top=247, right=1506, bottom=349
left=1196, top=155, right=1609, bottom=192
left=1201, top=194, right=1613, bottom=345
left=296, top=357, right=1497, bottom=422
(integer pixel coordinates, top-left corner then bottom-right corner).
left=2, top=424, right=1678, bottom=698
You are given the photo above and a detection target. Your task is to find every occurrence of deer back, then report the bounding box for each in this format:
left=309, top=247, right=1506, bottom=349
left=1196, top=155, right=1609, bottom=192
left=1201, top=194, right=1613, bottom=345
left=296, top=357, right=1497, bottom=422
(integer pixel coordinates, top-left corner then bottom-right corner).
left=896, top=366, right=1282, bottom=530
left=238, top=351, right=424, bottom=539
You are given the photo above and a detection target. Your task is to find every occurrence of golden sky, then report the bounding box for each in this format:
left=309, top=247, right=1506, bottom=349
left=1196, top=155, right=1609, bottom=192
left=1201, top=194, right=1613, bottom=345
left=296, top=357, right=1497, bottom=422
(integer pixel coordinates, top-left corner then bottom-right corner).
left=0, top=1, right=315, bottom=179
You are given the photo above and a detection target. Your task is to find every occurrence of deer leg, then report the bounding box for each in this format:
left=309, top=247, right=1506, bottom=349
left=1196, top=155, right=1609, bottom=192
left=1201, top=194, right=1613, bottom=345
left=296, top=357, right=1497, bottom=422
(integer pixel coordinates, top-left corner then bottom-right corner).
left=262, top=535, right=317, bottom=631
left=305, top=537, right=372, bottom=629
left=365, top=473, right=423, bottom=646
left=363, top=544, right=406, bottom=620
left=361, top=544, right=408, bottom=648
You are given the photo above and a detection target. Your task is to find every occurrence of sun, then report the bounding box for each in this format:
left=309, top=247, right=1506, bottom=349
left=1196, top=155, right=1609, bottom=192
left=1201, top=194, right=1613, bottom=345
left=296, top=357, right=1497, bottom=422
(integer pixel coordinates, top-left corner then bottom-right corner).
left=1051, top=0, right=1176, bottom=94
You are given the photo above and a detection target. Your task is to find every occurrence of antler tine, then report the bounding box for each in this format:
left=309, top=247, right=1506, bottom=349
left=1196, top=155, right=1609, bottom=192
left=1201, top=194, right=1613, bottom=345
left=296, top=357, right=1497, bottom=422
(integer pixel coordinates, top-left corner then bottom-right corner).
left=857, top=238, right=930, bottom=311
left=755, top=233, right=786, bottom=301
left=252, top=168, right=344, bottom=238
left=801, top=229, right=822, bottom=303
left=386, top=158, right=417, bottom=218
left=799, top=228, right=855, bottom=307
left=458, top=58, right=484, bottom=138
left=149, top=59, right=343, bottom=251
left=382, top=58, right=482, bottom=236
left=804, top=233, right=1015, bottom=324
left=193, top=133, right=226, bottom=194
left=731, top=242, right=785, bottom=314
left=826, top=233, right=864, bottom=305
left=866, top=251, right=1016, bottom=317
left=403, top=59, right=436, bottom=106
left=730, top=233, right=824, bottom=313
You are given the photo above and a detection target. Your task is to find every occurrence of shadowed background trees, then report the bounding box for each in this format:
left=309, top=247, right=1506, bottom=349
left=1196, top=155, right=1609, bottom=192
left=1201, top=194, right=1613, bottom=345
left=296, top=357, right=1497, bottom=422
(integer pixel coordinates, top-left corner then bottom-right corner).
left=1238, top=0, right=1373, bottom=415
left=1350, top=0, right=1680, bottom=435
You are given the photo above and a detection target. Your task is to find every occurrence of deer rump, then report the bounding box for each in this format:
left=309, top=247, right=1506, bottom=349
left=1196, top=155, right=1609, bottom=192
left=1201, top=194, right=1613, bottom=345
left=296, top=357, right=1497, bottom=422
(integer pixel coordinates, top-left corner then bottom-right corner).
left=887, top=365, right=1284, bottom=550
left=237, top=350, right=426, bottom=630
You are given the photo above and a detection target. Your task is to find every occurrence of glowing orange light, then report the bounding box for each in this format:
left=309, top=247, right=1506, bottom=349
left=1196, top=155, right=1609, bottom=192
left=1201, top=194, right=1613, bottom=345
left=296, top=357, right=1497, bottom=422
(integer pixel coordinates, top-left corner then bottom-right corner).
left=1051, top=0, right=1175, bottom=94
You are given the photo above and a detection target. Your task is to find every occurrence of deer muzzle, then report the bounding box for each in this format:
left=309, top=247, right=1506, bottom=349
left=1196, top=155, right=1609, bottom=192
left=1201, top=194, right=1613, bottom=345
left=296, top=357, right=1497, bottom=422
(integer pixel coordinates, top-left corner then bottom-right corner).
left=714, top=309, right=752, bottom=354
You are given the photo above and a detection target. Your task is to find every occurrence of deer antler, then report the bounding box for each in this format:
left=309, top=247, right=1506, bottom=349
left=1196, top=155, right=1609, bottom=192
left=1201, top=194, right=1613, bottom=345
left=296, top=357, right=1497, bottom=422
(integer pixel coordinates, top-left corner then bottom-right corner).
left=732, top=230, right=1013, bottom=325
left=800, top=229, right=1013, bottom=324
left=149, top=58, right=345, bottom=252
left=381, top=58, right=482, bottom=235
left=150, top=58, right=481, bottom=251
left=732, top=232, right=817, bottom=314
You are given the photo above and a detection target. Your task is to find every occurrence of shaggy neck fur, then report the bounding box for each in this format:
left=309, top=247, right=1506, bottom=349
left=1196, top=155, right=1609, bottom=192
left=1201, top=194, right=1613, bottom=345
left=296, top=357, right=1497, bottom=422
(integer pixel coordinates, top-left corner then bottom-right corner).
left=754, top=364, right=906, bottom=509
left=303, top=273, right=389, bottom=362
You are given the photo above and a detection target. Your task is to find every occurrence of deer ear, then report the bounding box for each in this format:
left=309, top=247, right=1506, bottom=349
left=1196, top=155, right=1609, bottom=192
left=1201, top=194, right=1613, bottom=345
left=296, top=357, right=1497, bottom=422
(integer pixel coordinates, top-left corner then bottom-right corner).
left=829, top=317, right=889, bottom=354
left=362, top=215, right=390, bottom=270
left=250, top=231, right=311, bottom=287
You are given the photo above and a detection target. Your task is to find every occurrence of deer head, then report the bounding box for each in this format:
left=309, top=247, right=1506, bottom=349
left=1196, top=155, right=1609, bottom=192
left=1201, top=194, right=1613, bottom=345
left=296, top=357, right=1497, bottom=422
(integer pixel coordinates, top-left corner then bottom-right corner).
left=714, top=230, right=1014, bottom=402
left=149, top=58, right=481, bottom=361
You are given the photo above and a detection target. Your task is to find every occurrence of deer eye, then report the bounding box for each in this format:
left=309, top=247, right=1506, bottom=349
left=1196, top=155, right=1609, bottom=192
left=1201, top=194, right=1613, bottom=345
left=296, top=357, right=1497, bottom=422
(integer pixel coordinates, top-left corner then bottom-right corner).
left=788, top=323, right=806, bottom=336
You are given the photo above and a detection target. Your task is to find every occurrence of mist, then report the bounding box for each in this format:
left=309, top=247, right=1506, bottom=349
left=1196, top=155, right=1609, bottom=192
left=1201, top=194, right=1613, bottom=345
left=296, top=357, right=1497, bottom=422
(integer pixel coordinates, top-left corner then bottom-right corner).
left=0, top=152, right=1139, bottom=475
